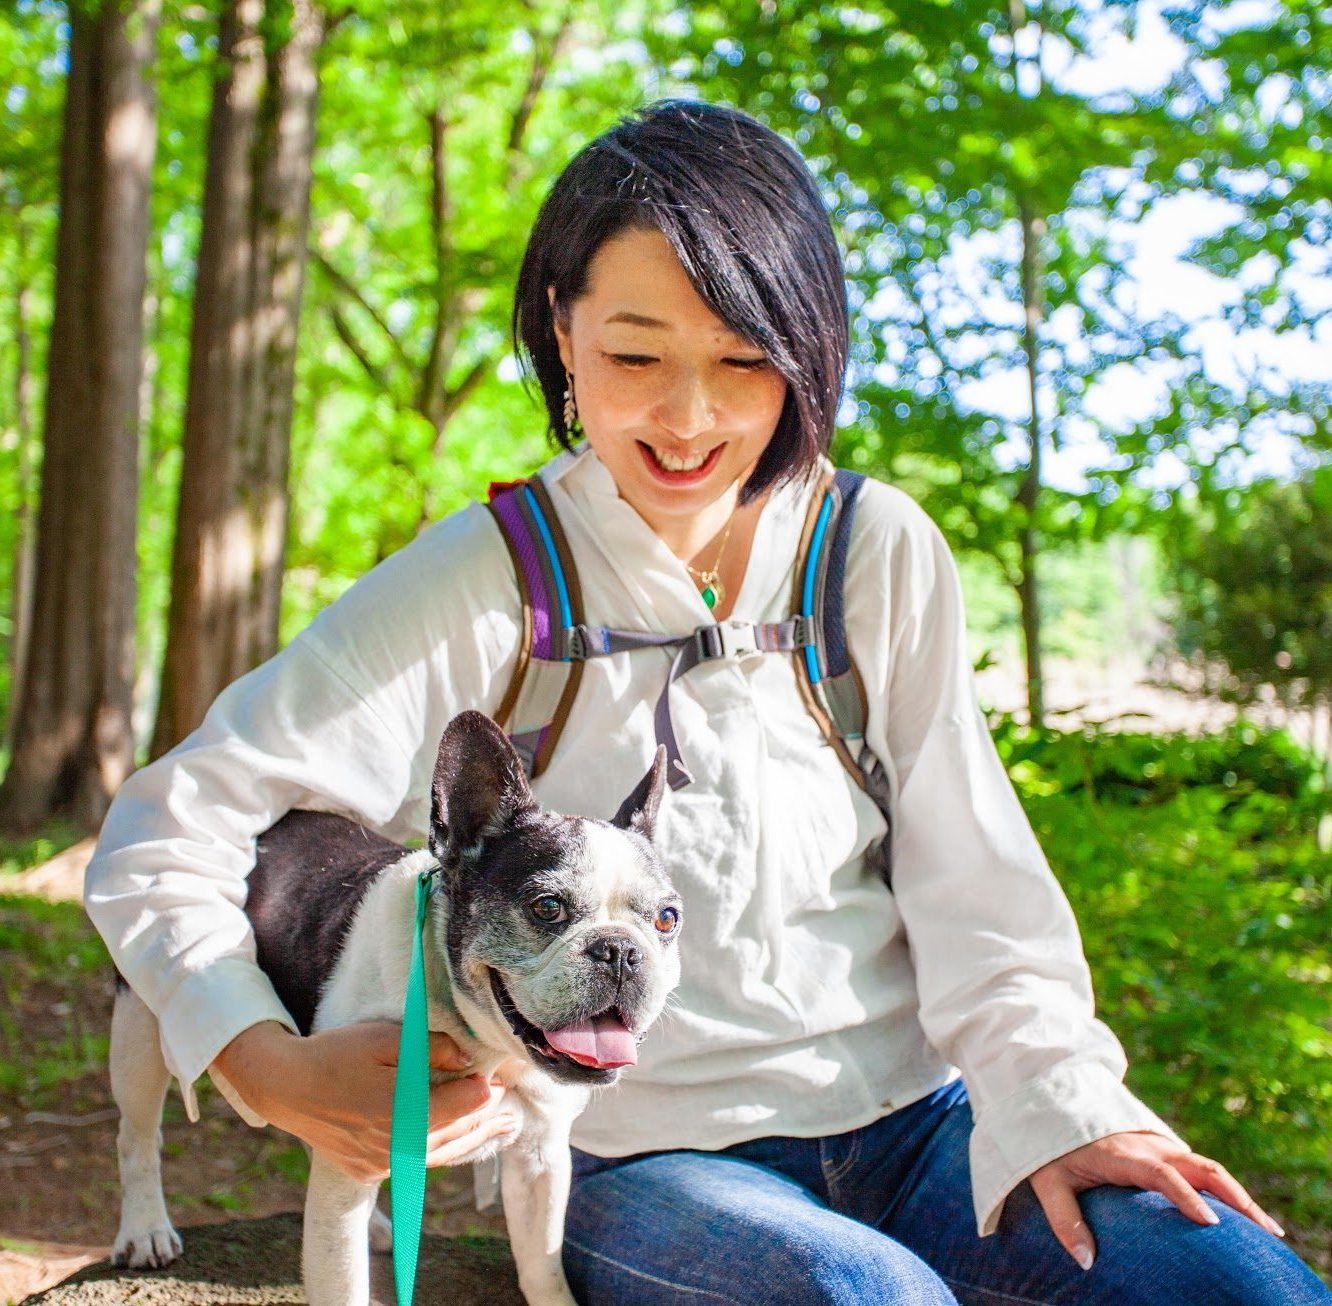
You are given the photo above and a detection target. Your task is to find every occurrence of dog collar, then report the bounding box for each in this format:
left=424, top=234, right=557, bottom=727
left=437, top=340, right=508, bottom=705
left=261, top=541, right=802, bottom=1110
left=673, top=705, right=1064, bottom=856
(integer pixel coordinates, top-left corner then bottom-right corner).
left=389, top=863, right=439, bottom=1305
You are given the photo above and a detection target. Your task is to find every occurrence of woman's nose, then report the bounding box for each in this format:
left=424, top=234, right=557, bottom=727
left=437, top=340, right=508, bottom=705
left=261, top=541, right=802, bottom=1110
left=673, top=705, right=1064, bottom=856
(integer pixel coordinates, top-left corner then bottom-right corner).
left=652, top=368, right=716, bottom=439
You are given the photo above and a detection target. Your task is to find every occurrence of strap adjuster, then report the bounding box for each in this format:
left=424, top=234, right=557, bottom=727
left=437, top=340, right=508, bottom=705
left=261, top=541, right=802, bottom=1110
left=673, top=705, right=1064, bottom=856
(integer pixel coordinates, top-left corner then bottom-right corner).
left=563, top=624, right=605, bottom=661
left=694, top=618, right=759, bottom=662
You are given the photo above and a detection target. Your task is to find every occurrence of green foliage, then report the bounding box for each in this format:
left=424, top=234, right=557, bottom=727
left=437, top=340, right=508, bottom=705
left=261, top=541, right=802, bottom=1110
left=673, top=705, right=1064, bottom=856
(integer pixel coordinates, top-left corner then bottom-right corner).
left=1163, top=468, right=1332, bottom=716
left=646, top=0, right=1331, bottom=594
left=280, top=0, right=662, bottom=637
left=0, top=819, right=80, bottom=878
left=0, top=2, right=63, bottom=741
left=958, top=532, right=1165, bottom=670
left=0, top=897, right=111, bottom=1100
left=995, top=717, right=1332, bottom=1232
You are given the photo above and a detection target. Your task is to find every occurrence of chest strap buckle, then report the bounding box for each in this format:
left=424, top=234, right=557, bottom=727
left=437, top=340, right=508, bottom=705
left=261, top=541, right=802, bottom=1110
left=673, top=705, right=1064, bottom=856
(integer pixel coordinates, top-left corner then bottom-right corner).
left=695, top=618, right=760, bottom=662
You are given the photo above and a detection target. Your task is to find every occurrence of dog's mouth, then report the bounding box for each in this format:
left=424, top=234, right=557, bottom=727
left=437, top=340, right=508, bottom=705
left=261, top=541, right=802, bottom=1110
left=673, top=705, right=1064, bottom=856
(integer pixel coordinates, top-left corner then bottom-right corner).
left=487, top=969, right=641, bottom=1081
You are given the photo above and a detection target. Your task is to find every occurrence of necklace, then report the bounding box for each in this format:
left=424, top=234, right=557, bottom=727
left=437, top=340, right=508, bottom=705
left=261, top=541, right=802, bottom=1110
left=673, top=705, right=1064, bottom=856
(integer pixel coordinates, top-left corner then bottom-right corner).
left=684, top=512, right=737, bottom=611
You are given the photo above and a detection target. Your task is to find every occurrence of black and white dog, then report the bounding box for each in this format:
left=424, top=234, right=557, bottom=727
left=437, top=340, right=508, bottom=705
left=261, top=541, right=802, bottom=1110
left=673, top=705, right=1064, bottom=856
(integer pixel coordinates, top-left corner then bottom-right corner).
left=108, top=710, right=682, bottom=1305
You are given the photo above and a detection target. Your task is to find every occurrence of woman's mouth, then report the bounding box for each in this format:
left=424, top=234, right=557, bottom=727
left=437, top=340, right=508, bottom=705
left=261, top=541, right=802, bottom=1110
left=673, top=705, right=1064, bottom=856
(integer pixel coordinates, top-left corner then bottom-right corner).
left=638, top=441, right=724, bottom=485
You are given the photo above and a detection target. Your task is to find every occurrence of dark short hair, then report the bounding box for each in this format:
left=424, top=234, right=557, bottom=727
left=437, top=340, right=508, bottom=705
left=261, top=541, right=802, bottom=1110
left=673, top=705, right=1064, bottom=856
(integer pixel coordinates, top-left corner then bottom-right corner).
left=511, top=99, right=849, bottom=503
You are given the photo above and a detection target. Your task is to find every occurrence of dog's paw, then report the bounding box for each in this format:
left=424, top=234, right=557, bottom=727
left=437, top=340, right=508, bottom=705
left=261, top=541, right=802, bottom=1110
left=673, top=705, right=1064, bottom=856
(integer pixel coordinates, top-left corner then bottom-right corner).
left=111, top=1223, right=183, bottom=1269
left=368, top=1204, right=393, bottom=1254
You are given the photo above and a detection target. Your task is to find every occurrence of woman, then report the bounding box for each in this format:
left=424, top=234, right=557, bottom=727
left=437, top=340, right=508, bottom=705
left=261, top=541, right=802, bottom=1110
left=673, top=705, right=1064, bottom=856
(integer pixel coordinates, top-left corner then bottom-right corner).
left=86, top=99, right=1329, bottom=1304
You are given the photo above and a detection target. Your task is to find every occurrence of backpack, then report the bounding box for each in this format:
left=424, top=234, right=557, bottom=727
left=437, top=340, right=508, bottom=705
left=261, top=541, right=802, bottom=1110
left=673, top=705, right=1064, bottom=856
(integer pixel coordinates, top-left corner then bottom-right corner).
left=484, top=467, right=895, bottom=877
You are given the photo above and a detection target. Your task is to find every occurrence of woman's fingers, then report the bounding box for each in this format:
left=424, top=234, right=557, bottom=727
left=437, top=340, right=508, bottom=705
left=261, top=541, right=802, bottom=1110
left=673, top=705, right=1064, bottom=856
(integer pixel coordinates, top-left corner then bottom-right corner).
left=1029, top=1168, right=1098, bottom=1269
left=1029, top=1134, right=1291, bottom=1276
left=425, top=1110, right=518, bottom=1168
left=423, top=1076, right=514, bottom=1166
left=1176, top=1153, right=1285, bottom=1238
left=426, top=1030, right=475, bottom=1074
left=428, top=1073, right=496, bottom=1127
left=1129, top=1156, right=1222, bottom=1227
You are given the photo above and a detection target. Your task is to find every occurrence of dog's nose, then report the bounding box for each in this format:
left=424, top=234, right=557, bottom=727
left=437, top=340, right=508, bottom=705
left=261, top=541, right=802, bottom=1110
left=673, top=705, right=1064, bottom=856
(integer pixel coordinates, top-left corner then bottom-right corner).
left=586, top=934, right=641, bottom=980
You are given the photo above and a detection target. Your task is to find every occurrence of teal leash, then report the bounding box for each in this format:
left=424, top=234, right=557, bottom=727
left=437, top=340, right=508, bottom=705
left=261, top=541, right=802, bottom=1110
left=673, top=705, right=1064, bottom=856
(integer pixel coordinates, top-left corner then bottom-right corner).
left=390, top=866, right=437, bottom=1306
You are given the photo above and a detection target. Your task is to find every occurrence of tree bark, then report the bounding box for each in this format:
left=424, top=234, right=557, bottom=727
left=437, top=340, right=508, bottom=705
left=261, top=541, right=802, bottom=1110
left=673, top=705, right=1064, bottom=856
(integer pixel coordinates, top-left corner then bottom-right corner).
left=1015, top=192, right=1046, bottom=728
left=1008, top=0, right=1047, bottom=728
left=0, top=0, right=159, bottom=833
left=151, top=0, right=324, bottom=758
left=6, top=212, right=40, bottom=751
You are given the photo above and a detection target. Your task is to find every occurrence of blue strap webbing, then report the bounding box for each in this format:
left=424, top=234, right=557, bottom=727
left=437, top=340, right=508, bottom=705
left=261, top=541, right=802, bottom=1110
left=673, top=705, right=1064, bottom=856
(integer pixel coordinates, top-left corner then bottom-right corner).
left=801, top=491, right=836, bottom=684
left=520, top=484, right=573, bottom=636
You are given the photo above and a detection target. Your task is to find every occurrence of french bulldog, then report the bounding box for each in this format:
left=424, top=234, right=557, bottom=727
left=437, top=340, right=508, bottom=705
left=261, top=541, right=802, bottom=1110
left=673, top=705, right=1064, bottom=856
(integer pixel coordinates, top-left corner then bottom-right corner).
left=108, top=709, right=681, bottom=1305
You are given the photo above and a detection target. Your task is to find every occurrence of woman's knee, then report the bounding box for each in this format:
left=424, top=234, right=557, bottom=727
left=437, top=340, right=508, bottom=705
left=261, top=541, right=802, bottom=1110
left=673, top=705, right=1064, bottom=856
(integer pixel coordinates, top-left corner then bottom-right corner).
left=564, top=1151, right=959, bottom=1305
left=788, top=1235, right=959, bottom=1306
left=565, top=1234, right=959, bottom=1306
left=1082, top=1187, right=1332, bottom=1306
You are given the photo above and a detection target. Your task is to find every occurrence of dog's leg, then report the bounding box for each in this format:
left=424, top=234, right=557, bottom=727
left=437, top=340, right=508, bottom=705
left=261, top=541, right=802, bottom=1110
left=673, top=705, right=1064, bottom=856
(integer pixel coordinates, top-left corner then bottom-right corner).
left=501, top=1124, right=578, bottom=1306
left=368, top=1197, right=393, bottom=1253
left=109, top=984, right=183, bottom=1269
left=303, top=1150, right=378, bottom=1306
left=302, top=1141, right=392, bottom=1253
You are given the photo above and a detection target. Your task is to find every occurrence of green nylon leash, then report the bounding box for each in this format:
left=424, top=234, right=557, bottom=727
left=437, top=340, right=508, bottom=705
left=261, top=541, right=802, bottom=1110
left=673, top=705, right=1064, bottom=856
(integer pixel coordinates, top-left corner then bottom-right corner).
left=390, top=866, right=436, bottom=1306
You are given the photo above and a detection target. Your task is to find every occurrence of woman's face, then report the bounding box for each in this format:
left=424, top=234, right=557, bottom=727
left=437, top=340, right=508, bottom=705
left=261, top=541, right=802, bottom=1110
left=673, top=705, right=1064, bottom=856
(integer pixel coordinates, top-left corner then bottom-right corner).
left=550, top=227, right=788, bottom=542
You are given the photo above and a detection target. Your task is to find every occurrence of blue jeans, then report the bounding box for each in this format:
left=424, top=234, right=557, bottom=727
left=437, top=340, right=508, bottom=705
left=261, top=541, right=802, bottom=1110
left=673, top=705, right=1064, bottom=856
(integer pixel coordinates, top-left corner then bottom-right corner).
left=564, top=1080, right=1330, bottom=1304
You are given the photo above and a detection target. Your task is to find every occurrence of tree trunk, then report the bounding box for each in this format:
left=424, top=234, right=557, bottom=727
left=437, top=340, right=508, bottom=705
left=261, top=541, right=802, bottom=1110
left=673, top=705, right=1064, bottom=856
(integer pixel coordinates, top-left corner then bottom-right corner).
left=1008, top=0, right=1047, bottom=728
left=6, top=213, right=40, bottom=751
left=1015, top=192, right=1046, bottom=728
left=0, top=0, right=159, bottom=833
left=151, top=0, right=324, bottom=758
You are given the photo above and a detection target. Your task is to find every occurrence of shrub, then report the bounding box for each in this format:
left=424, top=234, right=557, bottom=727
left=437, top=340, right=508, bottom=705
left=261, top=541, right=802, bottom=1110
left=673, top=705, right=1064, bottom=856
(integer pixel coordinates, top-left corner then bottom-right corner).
left=993, top=716, right=1332, bottom=1236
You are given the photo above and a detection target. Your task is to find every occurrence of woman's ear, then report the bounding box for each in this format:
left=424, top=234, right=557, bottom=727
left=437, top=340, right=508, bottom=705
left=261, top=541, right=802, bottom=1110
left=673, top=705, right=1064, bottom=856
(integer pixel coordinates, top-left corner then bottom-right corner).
left=548, top=284, right=574, bottom=374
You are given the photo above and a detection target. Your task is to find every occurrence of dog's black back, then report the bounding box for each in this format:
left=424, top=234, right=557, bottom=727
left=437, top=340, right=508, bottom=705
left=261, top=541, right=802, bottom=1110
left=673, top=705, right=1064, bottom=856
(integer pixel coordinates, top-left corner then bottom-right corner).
left=245, top=810, right=408, bottom=1035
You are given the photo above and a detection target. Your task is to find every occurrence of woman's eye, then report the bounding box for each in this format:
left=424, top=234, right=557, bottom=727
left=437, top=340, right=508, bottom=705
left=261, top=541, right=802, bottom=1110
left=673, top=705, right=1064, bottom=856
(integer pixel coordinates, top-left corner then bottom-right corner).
left=653, top=905, right=681, bottom=935
left=726, top=357, right=769, bottom=370
left=609, top=353, right=655, bottom=367
left=530, top=895, right=568, bottom=924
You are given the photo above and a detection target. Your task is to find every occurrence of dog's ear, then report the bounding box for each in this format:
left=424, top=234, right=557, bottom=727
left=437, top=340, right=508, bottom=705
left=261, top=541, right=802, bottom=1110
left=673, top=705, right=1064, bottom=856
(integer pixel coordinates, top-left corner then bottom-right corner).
left=609, top=745, right=668, bottom=842
left=429, top=711, right=535, bottom=866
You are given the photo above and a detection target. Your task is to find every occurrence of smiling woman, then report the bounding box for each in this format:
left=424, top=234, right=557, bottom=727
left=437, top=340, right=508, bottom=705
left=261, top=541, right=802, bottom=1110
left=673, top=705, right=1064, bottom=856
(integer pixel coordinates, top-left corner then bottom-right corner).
left=512, top=102, right=849, bottom=602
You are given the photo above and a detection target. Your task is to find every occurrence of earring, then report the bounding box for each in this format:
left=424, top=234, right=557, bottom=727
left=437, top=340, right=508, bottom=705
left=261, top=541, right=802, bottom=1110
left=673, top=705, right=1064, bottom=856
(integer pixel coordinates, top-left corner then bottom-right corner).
left=562, top=371, right=583, bottom=438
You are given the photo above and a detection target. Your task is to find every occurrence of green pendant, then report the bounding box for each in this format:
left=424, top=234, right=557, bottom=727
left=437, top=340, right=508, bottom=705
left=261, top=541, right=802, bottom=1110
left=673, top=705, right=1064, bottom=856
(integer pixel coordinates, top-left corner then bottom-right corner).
left=701, top=586, right=717, bottom=610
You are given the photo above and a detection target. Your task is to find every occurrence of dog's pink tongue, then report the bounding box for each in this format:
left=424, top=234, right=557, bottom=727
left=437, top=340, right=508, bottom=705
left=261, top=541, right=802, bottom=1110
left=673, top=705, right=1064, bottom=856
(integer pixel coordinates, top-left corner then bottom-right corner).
left=544, top=1014, right=637, bottom=1069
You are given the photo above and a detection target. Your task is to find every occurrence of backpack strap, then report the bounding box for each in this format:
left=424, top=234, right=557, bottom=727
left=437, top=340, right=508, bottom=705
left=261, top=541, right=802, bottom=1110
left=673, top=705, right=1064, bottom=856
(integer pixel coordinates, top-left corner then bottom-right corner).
left=792, top=467, right=896, bottom=883
left=487, top=477, right=803, bottom=786
left=792, top=468, right=868, bottom=781
left=486, top=479, right=587, bottom=778
left=489, top=470, right=894, bottom=878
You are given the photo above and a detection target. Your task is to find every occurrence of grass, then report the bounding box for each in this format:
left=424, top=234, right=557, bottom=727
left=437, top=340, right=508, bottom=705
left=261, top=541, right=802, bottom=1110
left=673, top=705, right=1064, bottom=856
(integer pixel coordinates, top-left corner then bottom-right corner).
left=0, top=897, right=110, bottom=1104
left=0, top=821, right=82, bottom=880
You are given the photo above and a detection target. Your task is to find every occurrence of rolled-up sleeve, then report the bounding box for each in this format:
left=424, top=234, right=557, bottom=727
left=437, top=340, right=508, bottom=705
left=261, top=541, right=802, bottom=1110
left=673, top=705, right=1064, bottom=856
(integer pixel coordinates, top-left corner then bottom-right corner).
left=853, top=484, right=1185, bottom=1235
left=84, top=503, right=520, bottom=1098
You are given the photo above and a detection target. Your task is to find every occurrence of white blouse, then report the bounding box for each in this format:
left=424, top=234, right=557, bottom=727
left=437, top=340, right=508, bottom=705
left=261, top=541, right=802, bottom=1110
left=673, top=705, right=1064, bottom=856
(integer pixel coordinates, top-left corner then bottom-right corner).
left=85, top=444, right=1183, bottom=1235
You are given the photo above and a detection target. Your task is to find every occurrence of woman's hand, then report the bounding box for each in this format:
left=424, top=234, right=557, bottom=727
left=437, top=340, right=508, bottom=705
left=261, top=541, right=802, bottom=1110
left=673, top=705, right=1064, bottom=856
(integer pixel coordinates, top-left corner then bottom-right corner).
left=1028, top=1131, right=1286, bottom=1270
left=212, top=1020, right=516, bottom=1183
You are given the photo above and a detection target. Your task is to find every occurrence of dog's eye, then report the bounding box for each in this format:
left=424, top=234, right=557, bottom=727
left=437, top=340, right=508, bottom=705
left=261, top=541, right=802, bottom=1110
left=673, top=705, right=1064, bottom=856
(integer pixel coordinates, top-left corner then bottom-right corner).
left=530, top=895, right=568, bottom=924
left=654, top=906, right=680, bottom=935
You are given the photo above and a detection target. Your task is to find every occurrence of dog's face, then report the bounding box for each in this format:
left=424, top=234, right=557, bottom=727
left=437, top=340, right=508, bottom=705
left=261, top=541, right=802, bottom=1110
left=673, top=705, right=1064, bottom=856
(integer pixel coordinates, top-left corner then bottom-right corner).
left=428, top=712, right=681, bottom=1086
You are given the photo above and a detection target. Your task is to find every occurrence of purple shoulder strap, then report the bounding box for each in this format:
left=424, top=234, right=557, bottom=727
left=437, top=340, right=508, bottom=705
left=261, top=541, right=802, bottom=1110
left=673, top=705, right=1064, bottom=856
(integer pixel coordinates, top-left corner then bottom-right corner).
left=485, top=480, right=585, bottom=777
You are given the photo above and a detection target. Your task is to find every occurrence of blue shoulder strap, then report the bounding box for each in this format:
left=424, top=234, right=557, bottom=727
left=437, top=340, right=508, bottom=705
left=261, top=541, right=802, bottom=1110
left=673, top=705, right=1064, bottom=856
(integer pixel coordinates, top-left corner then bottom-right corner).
left=792, top=468, right=895, bottom=882
left=794, top=469, right=868, bottom=766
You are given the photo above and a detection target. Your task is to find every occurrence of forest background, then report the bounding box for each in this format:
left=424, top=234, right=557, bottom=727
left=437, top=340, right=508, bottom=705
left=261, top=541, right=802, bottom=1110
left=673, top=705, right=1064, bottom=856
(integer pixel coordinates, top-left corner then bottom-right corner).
left=0, top=0, right=1329, bottom=1291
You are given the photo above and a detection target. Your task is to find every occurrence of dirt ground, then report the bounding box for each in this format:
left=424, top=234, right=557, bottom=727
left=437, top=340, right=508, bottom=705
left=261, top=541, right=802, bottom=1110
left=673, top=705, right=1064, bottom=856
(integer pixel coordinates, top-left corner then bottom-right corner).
left=0, top=855, right=505, bottom=1303
left=24, top=1212, right=524, bottom=1305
